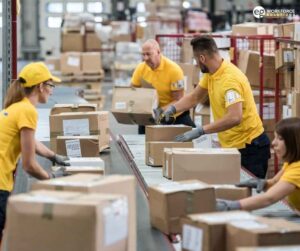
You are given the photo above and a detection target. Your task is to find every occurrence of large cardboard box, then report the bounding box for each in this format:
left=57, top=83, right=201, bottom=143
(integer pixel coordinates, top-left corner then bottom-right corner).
left=165, top=148, right=241, bottom=184
left=181, top=211, right=255, bottom=251
left=148, top=180, right=216, bottom=234
left=181, top=38, right=193, bottom=64
left=60, top=52, right=81, bottom=74
left=45, top=57, right=60, bottom=71
left=281, top=22, right=300, bottom=41
left=61, top=31, right=84, bottom=52
left=111, top=87, right=158, bottom=125
left=294, top=48, right=300, bottom=91
left=145, top=125, right=192, bottom=142
left=82, top=52, right=102, bottom=73
left=56, top=136, right=101, bottom=157
left=50, top=104, right=98, bottom=115
left=232, top=23, right=268, bottom=35
left=31, top=174, right=136, bottom=251
left=292, top=91, right=300, bottom=117
left=145, top=141, right=193, bottom=166
left=238, top=50, right=260, bottom=87
left=85, top=32, right=101, bottom=51
left=213, top=185, right=251, bottom=200
left=5, top=190, right=128, bottom=251
left=49, top=111, right=109, bottom=152
left=227, top=217, right=300, bottom=250
left=178, top=63, right=200, bottom=92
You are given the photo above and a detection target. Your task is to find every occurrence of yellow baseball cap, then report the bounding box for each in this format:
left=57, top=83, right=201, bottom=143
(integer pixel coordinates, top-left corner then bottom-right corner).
left=18, top=62, right=61, bottom=88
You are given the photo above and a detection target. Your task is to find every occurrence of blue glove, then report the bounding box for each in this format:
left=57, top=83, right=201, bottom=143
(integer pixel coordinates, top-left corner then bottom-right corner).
left=174, top=126, right=205, bottom=142
left=216, top=199, right=241, bottom=211
left=160, top=105, right=176, bottom=124
left=236, top=178, right=267, bottom=193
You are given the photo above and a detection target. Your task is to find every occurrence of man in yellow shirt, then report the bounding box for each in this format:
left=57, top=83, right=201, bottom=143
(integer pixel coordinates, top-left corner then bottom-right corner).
left=162, top=36, right=270, bottom=178
left=131, top=39, right=195, bottom=133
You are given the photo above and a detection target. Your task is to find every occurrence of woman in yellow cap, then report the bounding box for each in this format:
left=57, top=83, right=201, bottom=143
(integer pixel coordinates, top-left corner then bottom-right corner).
left=0, top=62, right=69, bottom=241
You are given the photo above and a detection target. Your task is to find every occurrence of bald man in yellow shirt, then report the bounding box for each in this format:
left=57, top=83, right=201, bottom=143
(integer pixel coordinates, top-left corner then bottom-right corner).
left=162, top=36, right=270, bottom=178
left=131, top=39, right=195, bottom=134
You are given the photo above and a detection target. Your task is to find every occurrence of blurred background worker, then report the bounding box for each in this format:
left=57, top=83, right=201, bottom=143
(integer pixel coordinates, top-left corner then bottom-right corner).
left=162, top=36, right=270, bottom=179
left=217, top=117, right=300, bottom=213
left=131, top=39, right=195, bottom=134
left=0, top=62, right=69, bottom=241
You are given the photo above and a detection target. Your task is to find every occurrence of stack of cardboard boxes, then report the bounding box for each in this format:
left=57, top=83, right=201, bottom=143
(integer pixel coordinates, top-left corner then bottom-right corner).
left=49, top=104, right=110, bottom=157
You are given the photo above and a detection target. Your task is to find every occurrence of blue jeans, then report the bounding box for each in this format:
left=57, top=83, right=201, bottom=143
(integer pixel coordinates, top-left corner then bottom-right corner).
left=239, top=132, right=271, bottom=178
left=0, top=190, right=10, bottom=240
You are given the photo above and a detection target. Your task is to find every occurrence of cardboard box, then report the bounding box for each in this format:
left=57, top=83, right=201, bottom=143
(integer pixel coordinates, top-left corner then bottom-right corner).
left=145, top=125, right=192, bottom=142
left=31, top=174, right=136, bottom=251
left=60, top=52, right=81, bottom=74
left=148, top=180, right=216, bottom=234
left=163, top=148, right=173, bottom=178
left=145, top=141, right=193, bottom=166
left=85, top=32, right=101, bottom=51
left=181, top=211, right=255, bottom=251
left=45, top=57, right=60, bottom=71
left=275, top=48, right=294, bottom=69
left=82, top=52, right=102, bottom=73
left=283, top=68, right=294, bottom=90
left=166, top=148, right=241, bottom=184
left=111, top=87, right=158, bottom=125
left=227, top=217, right=300, bottom=250
left=63, top=165, right=104, bottom=175
left=50, top=104, right=98, bottom=115
left=181, top=38, right=193, bottom=64
left=281, top=22, right=300, bottom=41
left=66, top=157, right=105, bottom=168
left=178, top=63, right=200, bottom=92
left=61, top=31, right=84, bottom=52
left=292, top=91, right=300, bottom=117
left=6, top=190, right=128, bottom=251
left=294, top=48, right=300, bottom=91
left=232, top=23, right=268, bottom=35
left=237, top=246, right=300, bottom=251
left=238, top=50, right=260, bottom=87
left=213, top=185, right=251, bottom=200
left=49, top=111, right=109, bottom=152
left=194, top=105, right=210, bottom=126
left=56, top=135, right=101, bottom=157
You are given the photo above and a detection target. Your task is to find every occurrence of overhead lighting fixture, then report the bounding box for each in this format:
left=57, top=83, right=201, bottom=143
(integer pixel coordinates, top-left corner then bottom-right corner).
left=182, top=1, right=191, bottom=9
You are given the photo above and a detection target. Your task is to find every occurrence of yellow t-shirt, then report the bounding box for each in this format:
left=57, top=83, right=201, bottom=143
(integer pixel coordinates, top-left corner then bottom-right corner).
left=0, top=97, right=37, bottom=192
left=131, top=55, right=185, bottom=108
left=280, top=161, right=300, bottom=211
left=199, top=60, right=263, bottom=149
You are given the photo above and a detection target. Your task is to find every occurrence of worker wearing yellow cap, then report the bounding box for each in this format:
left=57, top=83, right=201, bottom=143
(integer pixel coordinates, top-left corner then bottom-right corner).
left=0, top=62, right=69, bottom=241
left=131, top=39, right=195, bottom=134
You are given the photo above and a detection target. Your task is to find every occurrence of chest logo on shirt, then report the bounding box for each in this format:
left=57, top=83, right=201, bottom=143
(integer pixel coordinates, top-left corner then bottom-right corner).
left=171, top=79, right=185, bottom=90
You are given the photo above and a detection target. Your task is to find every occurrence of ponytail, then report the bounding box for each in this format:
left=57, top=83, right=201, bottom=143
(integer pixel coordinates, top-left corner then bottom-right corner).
left=4, top=78, right=35, bottom=108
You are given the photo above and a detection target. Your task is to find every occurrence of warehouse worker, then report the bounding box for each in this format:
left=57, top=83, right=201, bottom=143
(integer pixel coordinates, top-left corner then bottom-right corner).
left=217, top=117, right=300, bottom=212
left=131, top=39, right=195, bottom=134
left=162, top=36, right=270, bottom=178
left=0, top=62, right=69, bottom=241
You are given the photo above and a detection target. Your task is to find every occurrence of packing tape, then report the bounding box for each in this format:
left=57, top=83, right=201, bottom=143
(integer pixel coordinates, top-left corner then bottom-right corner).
left=42, top=203, right=54, bottom=220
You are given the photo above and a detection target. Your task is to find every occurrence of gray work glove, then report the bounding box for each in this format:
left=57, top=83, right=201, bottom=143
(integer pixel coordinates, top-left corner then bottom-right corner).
left=48, top=154, right=70, bottom=166
left=236, top=178, right=267, bottom=193
left=174, top=126, right=205, bottom=142
left=153, top=107, right=164, bottom=124
left=161, top=105, right=176, bottom=124
left=49, top=166, right=67, bottom=179
left=216, top=199, right=241, bottom=211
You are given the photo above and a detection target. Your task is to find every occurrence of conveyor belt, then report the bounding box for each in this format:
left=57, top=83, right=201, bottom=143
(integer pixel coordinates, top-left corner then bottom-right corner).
left=118, top=134, right=300, bottom=224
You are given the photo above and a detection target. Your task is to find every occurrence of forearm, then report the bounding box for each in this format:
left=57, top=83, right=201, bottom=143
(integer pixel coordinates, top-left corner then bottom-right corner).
left=35, top=140, right=54, bottom=159
left=173, top=92, right=199, bottom=113
left=24, top=161, right=50, bottom=180
left=239, top=193, right=278, bottom=211
left=203, top=113, right=239, bottom=134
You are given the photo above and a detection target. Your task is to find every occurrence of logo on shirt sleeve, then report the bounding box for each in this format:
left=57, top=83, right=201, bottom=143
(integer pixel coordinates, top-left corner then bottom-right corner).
left=225, top=90, right=241, bottom=104
left=171, top=79, right=185, bottom=90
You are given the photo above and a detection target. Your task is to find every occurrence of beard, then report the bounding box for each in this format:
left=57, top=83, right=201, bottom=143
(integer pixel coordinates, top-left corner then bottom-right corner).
left=199, top=62, right=209, bottom=73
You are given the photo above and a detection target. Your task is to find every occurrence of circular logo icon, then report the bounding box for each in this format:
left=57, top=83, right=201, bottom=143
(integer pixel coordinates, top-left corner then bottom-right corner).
left=253, top=6, right=265, bottom=18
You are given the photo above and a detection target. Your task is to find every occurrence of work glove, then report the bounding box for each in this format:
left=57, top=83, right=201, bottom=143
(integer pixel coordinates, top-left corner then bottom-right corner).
left=153, top=107, right=164, bottom=124
left=236, top=178, right=267, bottom=193
left=48, top=154, right=70, bottom=166
left=48, top=166, right=67, bottom=179
left=160, top=105, right=176, bottom=124
left=174, top=126, right=205, bottom=142
left=216, top=199, right=241, bottom=211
